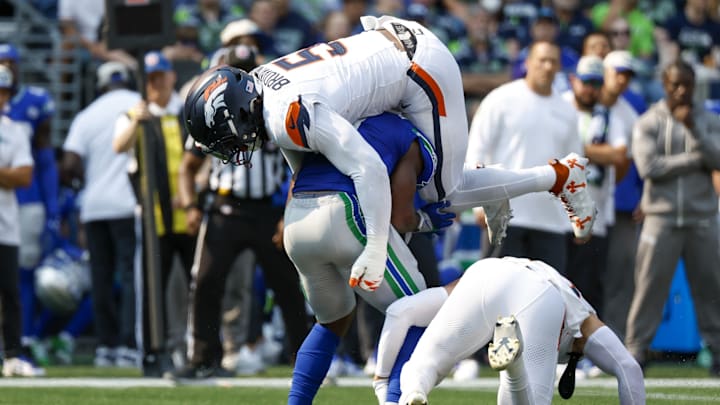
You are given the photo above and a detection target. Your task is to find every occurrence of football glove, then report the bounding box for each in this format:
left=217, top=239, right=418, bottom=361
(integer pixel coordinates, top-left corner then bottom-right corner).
left=415, top=200, right=455, bottom=233
left=349, top=237, right=387, bottom=292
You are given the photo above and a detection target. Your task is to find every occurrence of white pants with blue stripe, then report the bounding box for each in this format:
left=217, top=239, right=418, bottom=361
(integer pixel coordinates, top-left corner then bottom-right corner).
left=283, top=192, right=427, bottom=324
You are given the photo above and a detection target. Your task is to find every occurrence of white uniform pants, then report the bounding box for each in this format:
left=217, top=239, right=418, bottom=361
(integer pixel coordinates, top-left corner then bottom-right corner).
left=283, top=193, right=427, bottom=324
left=400, top=258, right=564, bottom=405
left=377, top=17, right=555, bottom=205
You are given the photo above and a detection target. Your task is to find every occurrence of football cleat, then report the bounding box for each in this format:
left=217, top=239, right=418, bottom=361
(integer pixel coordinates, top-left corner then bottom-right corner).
left=488, top=315, right=523, bottom=371
left=2, top=356, right=46, bottom=377
left=549, top=153, right=597, bottom=240
left=482, top=199, right=513, bottom=246
left=403, top=390, right=428, bottom=405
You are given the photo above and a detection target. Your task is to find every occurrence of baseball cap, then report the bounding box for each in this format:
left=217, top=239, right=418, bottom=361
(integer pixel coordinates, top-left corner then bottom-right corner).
left=0, top=65, right=13, bottom=89
left=220, top=19, right=260, bottom=46
left=144, top=51, right=172, bottom=74
left=226, top=44, right=259, bottom=71
left=0, top=43, right=18, bottom=62
left=535, top=7, right=557, bottom=24
left=96, top=61, right=129, bottom=89
left=575, top=55, right=604, bottom=82
left=604, top=50, right=635, bottom=74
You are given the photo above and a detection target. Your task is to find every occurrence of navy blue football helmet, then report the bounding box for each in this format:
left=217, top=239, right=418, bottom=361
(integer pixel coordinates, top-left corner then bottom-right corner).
left=184, top=66, right=265, bottom=165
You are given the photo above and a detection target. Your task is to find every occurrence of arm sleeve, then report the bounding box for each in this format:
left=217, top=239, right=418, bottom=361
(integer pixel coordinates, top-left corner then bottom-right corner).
left=311, top=103, right=391, bottom=243
left=375, top=287, right=448, bottom=378
left=583, top=326, right=646, bottom=405
left=632, top=115, right=703, bottom=181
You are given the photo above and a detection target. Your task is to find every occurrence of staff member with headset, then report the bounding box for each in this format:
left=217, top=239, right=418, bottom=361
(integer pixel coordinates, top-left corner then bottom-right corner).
left=171, top=45, right=309, bottom=379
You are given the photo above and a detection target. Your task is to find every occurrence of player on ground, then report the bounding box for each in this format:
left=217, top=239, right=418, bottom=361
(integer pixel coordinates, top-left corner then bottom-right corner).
left=384, top=257, right=644, bottom=405
left=183, top=15, right=597, bottom=295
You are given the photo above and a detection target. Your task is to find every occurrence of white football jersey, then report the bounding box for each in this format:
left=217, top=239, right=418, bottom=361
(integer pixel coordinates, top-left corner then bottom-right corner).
left=253, top=30, right=411, bottom=153
left=503, top=257, right=596, bottom=362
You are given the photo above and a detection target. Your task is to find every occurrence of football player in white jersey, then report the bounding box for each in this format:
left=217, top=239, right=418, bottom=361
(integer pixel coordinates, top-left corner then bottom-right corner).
left=184, top=15, right=597, bottom=297
left=377, top=257, right=644, bottom=405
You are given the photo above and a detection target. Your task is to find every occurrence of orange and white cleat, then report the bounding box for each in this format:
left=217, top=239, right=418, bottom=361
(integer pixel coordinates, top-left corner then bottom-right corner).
left=549, top=153, right=597, bottom=241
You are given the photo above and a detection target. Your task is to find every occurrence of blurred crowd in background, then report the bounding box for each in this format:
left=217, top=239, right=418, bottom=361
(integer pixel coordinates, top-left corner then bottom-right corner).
left=0, top=0, right=719, bottom=380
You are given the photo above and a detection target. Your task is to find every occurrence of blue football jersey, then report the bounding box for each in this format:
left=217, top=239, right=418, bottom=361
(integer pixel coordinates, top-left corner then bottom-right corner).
left=293, top=112, right=436, bottom=196
left=5, top=85, right=55, bottom=133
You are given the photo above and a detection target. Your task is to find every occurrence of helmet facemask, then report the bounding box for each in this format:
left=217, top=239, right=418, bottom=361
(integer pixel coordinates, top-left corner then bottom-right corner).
left=196, top=98, right=264, bottom=166
left=185, top=66, right=266, bottom=166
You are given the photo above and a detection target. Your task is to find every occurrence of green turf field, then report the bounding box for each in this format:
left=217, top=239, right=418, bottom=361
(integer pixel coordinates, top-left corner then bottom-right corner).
left=0, top=364, right=716, bottom=404
left=0, top=384, right=719, bottom=405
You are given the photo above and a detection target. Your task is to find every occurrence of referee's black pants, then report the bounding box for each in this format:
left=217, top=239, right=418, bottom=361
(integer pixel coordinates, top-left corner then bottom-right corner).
left=190, top=200, right=310, bottom=367
left=0, top=244, right=23, bottom=358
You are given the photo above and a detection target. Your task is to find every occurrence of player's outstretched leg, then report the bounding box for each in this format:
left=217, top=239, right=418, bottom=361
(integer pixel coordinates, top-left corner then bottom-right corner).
left=488, top=315, right=523, bottom=371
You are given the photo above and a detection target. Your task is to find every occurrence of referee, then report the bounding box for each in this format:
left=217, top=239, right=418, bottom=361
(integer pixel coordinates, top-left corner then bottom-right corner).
left=173, top=130, right=311, bottom=377
left=171, top=45, right=309, bottom=378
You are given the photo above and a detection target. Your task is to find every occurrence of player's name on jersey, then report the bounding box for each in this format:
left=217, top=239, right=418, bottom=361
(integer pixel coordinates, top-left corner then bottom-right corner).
left=254, top=66, right=290, bottom=91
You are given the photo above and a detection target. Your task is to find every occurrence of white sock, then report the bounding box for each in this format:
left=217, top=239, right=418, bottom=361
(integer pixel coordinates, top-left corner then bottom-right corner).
left=498, top=353, right=532, bottom=405
left=373, top=378, right=388, bottom=405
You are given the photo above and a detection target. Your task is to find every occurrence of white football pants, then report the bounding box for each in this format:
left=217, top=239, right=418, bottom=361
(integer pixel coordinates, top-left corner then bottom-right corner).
left=283, top=192, right=427, bottom=324
left=400, top=258, right=564, bottom=405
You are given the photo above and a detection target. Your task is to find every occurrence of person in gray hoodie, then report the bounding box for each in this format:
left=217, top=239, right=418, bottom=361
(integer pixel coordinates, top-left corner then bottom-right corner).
left=626, top=60, right=720, bottom=376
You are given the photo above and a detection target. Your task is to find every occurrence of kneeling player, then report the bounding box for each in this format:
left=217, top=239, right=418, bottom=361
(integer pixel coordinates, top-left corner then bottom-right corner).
left=376, top=257, right=645, bottom=405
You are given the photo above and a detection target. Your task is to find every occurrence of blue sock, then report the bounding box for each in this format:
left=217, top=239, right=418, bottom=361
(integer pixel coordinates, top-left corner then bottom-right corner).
left=288, top=323, right=340, bottom=405
left=65, top=295, right=93, bottom=337
left=387, top=326, right=425, bottom=403
left=20, top=268, right=36, bottom=338
left=34, top=309, right=53, bottom=338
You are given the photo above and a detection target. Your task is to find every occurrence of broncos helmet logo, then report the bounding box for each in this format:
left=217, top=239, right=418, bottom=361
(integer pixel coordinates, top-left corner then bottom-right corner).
left=203, top=75, right=229, bottom=128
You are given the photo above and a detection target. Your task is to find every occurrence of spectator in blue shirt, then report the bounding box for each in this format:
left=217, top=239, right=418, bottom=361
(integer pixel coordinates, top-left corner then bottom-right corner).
left=553, top=0, right=595, bottom=54
left=660, top=0, right=720, bottom=68
left=512, top=7, right=579, bottom=93
left=498, top=0, right=542, bottom=58
left=250, top=0, right=319, bottom=57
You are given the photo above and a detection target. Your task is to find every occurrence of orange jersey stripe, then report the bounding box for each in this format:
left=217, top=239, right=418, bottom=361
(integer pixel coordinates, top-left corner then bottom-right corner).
left=410, top=63, right=446, bottom=117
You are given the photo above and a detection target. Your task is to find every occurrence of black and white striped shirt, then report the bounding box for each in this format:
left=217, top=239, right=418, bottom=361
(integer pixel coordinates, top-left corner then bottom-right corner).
left=186, top=137, right=288, bottom=201
left=209, top=146, right=287, bottom=199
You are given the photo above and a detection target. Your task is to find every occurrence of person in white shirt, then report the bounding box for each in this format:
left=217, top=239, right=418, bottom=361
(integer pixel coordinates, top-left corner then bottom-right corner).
left=562, top=54, right=633, bottom=320
left=467, top=40, right=583, bottom=273
left=595, top=50, right=640, bottom=335
left=388, top=257, right=645, bottom=405
left=112, top=51, right=196, bottom=376
left=60, top=61, right=141, bottom=368
left=0, top=65, right=44, bottom=377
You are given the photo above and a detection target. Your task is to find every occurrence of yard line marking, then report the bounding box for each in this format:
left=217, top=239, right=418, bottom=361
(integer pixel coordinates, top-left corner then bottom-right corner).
left=0, top=377, right=717, bottom=390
